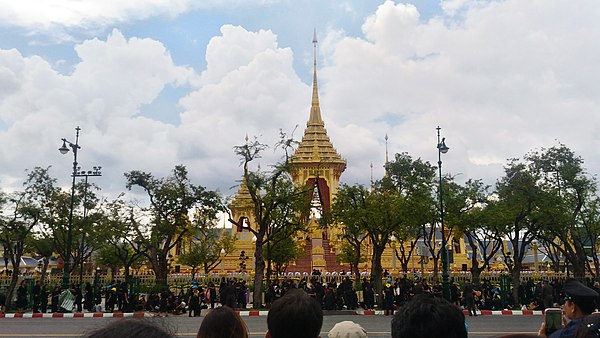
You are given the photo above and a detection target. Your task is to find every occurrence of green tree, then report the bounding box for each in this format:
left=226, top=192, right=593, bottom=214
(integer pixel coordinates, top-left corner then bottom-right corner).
left=0, top=167, right=56, bottom=310
left=29, top=237, right=56, bottom=285
left=580, top=198, right=600, bottom=277
left=331, top=152, right=436, bottom=305
left=445, top=179, right=501, bottom=284
left=491, top=158, right=545, bottom=306
left=124, top=165, right=222, bottom=289
left=264, top=230, right=303, bottom=275
left=230, top=136, right=311, bottom=308
left=528, top=144, right=599, bottom=278
left=178, top=224, right=236, bottom=279
left=329, top=184, right=369, bottom=284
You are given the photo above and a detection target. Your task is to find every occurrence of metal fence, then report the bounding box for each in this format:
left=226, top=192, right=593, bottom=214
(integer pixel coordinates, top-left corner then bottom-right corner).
left=0, top=270, right=571, bottom=292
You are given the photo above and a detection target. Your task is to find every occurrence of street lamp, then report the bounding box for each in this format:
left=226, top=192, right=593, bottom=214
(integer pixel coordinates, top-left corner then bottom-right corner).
left=532, top=239, right=539, bottom=275
left=58, top=126, right=82, bottom=288
left=436, top=126, right=450, bottom=301
left=77, top=168, right=102, bottom=286
left=220, top=248, right=226, bottom=274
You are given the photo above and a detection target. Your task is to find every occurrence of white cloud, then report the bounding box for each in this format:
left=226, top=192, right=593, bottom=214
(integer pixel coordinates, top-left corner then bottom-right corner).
left=2, top=0, right=600, bottom=203
left=0, top=0, right=280, bottom=29
left=0, top=29, right=194, bottom=194
left=319, top=0, right=600, bottom=187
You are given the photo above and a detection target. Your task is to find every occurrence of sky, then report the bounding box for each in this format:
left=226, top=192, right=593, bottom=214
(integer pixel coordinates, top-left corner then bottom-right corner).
left=1, top=0, right=599, bottom=204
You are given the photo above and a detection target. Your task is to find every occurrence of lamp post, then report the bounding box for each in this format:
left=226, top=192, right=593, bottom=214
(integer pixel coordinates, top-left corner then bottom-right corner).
left=93, top=266, right=100, bottom=305
left=436, top=126, right=450, bottom=301
left=390, top=235, right=397, bottom=273
left=77, top=168, right=102, bottom=286
left=58, top=126, right=82, bottom=288
left=220, top=248, right=226, bottom=274
left=532, top=239, right=539, bottom=276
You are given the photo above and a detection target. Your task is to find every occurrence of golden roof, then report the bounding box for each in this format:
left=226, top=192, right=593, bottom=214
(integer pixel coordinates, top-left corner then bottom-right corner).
left=229, top=177, right=253, bottom=210
left=291, top=32, right=346, bottom=171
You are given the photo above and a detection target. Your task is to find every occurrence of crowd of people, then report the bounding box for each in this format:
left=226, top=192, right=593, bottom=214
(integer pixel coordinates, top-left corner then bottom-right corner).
left=8, top=274, right=600, bottom=338
left=80, top=277, right=600, bottom=338
left=1, top=274, right=590, bottom=315
left=81, top=286, right=468, bottom=338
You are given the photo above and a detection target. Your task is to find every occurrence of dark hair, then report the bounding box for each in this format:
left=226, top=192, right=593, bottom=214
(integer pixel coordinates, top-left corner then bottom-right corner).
left=82, top=318, right=173, bottom=338
left=267, top=289, right=323, bottom=338
left=197, top=306, right=248, bottom=338
left=391, top=294, right=467, bottom=338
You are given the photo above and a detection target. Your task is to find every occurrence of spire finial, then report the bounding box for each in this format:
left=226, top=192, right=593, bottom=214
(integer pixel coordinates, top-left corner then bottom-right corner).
left=384, top=134, right=389, bottom=177
left=385, top=133, right=389, bottom=164
left=370, top=162, right=374, bottom=191
left=309, top=29, right=323, bottom=126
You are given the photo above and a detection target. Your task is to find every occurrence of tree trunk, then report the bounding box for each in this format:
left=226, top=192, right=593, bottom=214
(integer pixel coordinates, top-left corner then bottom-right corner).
left=571, top=254, right=587, bottom=278
left=432, top=256, right=439, bottom=279
left=40, top=257, right=50, bottom=284
left=370, top=245, right=384, bottom=308
left=5, top=261, right=21, bottom=311
left=471, top=266, right=484, bottom=286
left=124, top=266, right=130, bottom=284
left=252, top=241, right=266, bottom=309
left=351, top=259, right=360, bottom=289
left=510, top=265, right=522, bottom=306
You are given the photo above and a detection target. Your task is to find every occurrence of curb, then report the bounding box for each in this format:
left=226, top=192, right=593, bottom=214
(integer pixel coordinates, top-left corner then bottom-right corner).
left=0, top=312, right=147, bottom=318
left=0, top=309, right=545, bottom=318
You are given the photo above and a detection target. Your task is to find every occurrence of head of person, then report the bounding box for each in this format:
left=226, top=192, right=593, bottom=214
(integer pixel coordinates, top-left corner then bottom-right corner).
left=266, top=288, right=323, bottom=338
left=197, top=306, right=248, bottom=338
left=328, top=321, right=367, bottom=338
left=391, top=294, right=467, bottom=338
left=562, top=279, right=599, bottom=320
left=82, top=318, right=173, bottom=338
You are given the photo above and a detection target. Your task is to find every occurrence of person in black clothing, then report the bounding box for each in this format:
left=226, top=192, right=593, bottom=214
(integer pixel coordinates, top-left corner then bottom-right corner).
left=16, top=280, right=28, bottom=312
left=450, top=281, right=461, bottom=306
left=51, top=286, right=61, bottom=313
left=74, top=285, right=83, bottom=312
left=0, top=290, right=6, bottom=313
left=207, top=282, right=217, bottom=309
left=95, top=284, right=103, bottom=309
left=539, top=278, right=599, bottom=338
left=118, top=281, right=129, bottom=312
left=324, top=283, right=336, bottom=310
left=237, top=281, right=247, bottom=309
left=222, top=279, right=237, bottom=309
left=84, top=282, right=93, bottom=311
left=383, top=279, right=395, bottom=315
left=188, top=286, right=201, bottom=317
left=219, top=278, right=228, bottom=306
left=32, top=280, right=41, bottom=313
left=362, top=278, right=374, bottom=310
left=40, top=283, right=49, bottom=313
left=463, top=280, right=477, bottom=316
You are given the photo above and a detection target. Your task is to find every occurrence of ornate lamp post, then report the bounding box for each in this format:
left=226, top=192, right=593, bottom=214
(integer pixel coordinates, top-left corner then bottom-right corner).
left=77, top=167, right=102, bottom=286
left=220, top=248, right=226, bottom=274
left=59, top=127, right=101, bottom=289
left=436, top=126, right=450, bottom=301
left=58, top=127, right=81, bottom=288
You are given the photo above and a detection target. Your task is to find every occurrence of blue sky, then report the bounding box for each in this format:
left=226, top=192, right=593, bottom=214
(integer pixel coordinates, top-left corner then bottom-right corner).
left=1, top=0, right=599, bottom=202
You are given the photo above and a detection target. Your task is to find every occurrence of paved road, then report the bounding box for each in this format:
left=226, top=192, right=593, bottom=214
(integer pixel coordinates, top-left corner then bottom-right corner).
left=0, top=314, right=543, bottom=337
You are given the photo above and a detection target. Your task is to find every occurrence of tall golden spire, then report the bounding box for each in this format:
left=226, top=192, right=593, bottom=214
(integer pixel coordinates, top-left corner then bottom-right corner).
left=309, top=28, right=324, bottom=126
left=290, top=30, right=346, bottom=187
